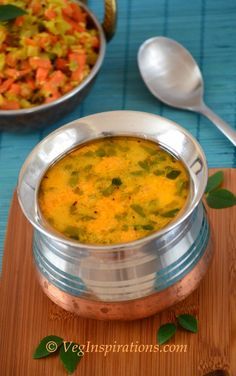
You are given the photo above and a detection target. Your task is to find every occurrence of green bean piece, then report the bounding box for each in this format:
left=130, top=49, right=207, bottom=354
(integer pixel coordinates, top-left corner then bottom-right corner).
left=121, top=224, right=129, bottom=231
left=64, top=226, right=80, bottom=240
left=130, top=170, right=145, bottom=176
left=112, top=177, right=122, bottom=186
left=80, top=215, right=95, bottom=221
left=102, top=184, right=115, bottom=197
left=83, top=164, right=92, bottom=172
left=106, top=148, right=116, bottom=156
left=176, top=180, right=188, bottom=195
left=131, top=204, right=146, bottom=217
left=68, top=171, right=79, bottom=187
left=162, top=208, right=180, bottom=218
left=64, top=163, right=73, bottom=170
left=142, top=224, right=154, bottom=231
left=96, top=148, right=106, bottom=157
left=153, top=169, right=165, bottom=176
left=138, top=160, right=150, bottom=171
left=84, top=151, right=94, bottom=157
left=166, top=170, right=181, bottom=179
left=141, top=145, right=158, bottom=155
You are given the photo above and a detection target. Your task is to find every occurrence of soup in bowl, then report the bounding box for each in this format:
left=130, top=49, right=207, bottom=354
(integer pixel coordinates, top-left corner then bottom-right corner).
left=17, top=111, right=212, bottom=320
left=38, top=137, right=189, bottom=245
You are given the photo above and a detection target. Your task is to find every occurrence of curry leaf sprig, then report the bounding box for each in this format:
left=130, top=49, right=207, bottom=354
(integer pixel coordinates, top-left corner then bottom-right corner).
left=0, top=4, right=27, bottom=22
left=205, top=171, right=236, bottom=209
left=157, top=314, right=198, bottom=345
left=33, top=335, right=83, bottom=374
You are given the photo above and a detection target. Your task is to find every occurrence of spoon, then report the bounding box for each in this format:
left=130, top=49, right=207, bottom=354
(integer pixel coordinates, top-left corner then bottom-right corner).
left=138, top=36, right=236, bottom=147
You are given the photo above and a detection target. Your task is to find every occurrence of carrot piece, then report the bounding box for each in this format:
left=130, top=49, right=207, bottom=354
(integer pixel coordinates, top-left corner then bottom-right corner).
left=5, top=53, right=17, bottom=68
left=45, top=91, right=60, bottom=103
left=55, top=58, right=67, bottom=71
left=62, top=82, right=73, bottom=94
left=62, top=6, right=73, bottom=18
left=25, top=38, right=37, bottom=46
left=36, top=67, right=50, bottom=85
left=92, top=36, right=100, bottom=49
left=26, top=79, right=36, bottom=90
left=20, top=60, right=31, bottom=70
left=70, top=3, right=86, bottom=22
left=45, top=8, right=57, bottom=20
left=4, top=68, right=20, bottom=80
left=30, top=1, right=41, bottom=15
left=20, top=83, right=33, bottom=99
left=14, top=16, right=25, bottom=27
left=69, top=52, right=86, bottom=68
left=29, top=57, right=52, bottom=70
left=62, top=14, right=84, bottom=32
left=71, top=67, right=84, bottom=82
left=48, top=70, right=66, bottom=88
left=7, top=83, right=21, bottom=95
left=0, top=79, right=14, bottom=94
left=1, top=99, right=20, bottom=110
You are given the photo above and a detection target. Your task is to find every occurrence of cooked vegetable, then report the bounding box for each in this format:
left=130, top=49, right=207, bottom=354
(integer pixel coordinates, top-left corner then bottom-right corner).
left=39, top=137, right=189, bottom=245
left=0, top=0, right=99, bottom=109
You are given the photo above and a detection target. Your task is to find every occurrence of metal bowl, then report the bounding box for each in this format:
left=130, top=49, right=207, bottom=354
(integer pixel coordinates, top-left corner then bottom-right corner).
left=17, top=111, right=213, bottom=320
left=0, top=0, right=117, bottom=132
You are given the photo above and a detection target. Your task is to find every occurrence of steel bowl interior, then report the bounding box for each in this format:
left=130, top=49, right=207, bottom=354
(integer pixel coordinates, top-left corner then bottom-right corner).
left=17, top=110, right=208, bottom=250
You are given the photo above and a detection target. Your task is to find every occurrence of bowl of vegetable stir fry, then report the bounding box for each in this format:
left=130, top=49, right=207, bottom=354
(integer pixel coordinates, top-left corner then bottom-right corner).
left=0, top=0, right=117, bottom=130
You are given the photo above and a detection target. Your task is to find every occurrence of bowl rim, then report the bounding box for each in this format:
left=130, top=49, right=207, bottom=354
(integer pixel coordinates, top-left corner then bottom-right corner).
left=17, top=110, right=208, bottom=251
left=0, top=0, right=106, bottom=116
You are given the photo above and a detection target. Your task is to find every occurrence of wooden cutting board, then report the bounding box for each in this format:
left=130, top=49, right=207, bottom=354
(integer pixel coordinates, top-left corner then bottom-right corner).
left=0, top=168, right=235, bottom=376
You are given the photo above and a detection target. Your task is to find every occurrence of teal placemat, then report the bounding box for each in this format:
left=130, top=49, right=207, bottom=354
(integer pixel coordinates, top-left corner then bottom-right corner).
left=0, top=0, right=236, bottom=270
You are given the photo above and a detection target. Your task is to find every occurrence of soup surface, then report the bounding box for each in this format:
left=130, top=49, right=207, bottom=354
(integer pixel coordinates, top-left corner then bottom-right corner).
left=38, top=137, right=189, bottom=244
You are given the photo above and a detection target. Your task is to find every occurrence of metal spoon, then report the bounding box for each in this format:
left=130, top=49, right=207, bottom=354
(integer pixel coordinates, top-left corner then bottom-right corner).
left=138, top=36, right=236, bottom=146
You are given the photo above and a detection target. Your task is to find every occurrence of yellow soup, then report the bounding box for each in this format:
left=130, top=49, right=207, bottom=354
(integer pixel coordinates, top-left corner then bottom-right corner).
left=38, top=137, right=189, bottom=244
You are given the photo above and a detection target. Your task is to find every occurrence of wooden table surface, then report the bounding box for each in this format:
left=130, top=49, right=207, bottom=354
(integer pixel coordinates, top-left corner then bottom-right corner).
left=0, top=168, right=235, bottom=376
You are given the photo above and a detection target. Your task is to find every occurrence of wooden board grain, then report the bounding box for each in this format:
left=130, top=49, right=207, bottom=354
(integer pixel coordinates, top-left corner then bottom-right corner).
left=0, top=169, right=235, bottom=376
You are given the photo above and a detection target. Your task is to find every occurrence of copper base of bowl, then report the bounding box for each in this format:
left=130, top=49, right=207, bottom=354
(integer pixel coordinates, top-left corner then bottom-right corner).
left=36, top=240, right=213, bottom=321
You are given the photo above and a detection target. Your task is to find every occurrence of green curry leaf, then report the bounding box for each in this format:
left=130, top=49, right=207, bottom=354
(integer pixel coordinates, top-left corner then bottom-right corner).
left=59, top=342, right=83, bottom=374
left=33, top=335, right=63, bottom=359
left=157, top=323, right=176, bottom=345
left=0, top=4, right=27, bottom=22
left=205, top=171, right=224, bottom=193
left=206, top=188, right=236, bottom=209
left=177, top=314, right=198, bottom=333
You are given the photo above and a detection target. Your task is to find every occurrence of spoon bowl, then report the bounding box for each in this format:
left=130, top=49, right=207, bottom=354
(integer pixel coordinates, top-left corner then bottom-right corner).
left=138, top=36, right=236, bottom=146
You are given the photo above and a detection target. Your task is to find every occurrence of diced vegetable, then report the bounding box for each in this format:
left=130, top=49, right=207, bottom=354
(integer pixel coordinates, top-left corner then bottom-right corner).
left=0, top=0, right=99, bottom=110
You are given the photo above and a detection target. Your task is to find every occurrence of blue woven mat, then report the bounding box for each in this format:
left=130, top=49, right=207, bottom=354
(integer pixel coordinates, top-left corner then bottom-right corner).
left=0, top=0, right=236, bottom=270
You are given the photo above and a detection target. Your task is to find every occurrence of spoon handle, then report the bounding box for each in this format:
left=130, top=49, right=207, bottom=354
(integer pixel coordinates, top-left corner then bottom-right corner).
left=199, top=104, right=236, bottom=147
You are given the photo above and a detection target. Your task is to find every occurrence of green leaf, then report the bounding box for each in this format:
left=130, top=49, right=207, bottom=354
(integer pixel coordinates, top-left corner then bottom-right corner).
left=138, top=160, right=150, bottom=171
left=161, top=208, right=180, bottom=218
left=177, top=314, right=198, bottom=333
left=166, top=170, right=181, bottom=179
left=95, top=148, right=106, bottom=157
left=0, top=4, right=27, bottom=21
left=130, top=204, right=146, bottom=217
left=33, top=335, right=63, bottom=359
left=68, top=171, right=79, bottom=187
left=142, top=224, right=154, bottom=231
left=60, top=342, right=83, bottom=374
left=112, top=177, right=122, bottom=186
left=205, top=171, right=224, bottom=193
left=206, top=188, right=236, bottom=209
left=102, top=184, right=115, bottom=196
left=157, top=323, right=176, bottom=345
